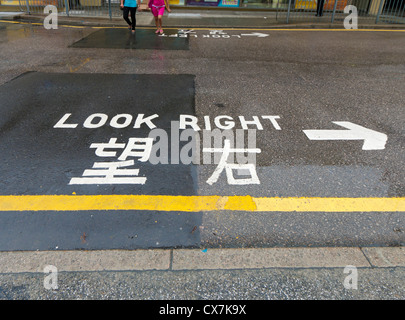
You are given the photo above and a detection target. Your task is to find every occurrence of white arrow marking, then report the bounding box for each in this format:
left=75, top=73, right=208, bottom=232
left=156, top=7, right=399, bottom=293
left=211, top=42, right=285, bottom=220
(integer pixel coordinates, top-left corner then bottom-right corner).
left=303, top=121, right=387, bottom=150
left=241, top=32, right=269, bottom=38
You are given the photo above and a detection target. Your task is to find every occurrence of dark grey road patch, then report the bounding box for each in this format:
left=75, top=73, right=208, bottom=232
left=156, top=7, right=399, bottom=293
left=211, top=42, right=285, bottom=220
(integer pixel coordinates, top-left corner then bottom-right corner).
left=0, top=71, right=196, bottom=196
left=0, top=211, right=201, bottom=251
left=0, top=71, right=201, bottom=251
left=70, top=28, right=189, bottom=50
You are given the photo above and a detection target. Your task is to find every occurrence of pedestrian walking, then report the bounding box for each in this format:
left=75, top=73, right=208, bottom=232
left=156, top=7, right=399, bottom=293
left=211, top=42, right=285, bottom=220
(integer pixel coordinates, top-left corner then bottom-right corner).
left=121, top=0, right=142, bottom=34
left=148, top=0, right=171, bottom=34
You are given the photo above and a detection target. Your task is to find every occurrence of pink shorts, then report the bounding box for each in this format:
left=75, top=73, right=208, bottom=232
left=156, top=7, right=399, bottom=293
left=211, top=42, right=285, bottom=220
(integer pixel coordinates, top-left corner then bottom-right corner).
left=151, top=5, right=165, bottom=17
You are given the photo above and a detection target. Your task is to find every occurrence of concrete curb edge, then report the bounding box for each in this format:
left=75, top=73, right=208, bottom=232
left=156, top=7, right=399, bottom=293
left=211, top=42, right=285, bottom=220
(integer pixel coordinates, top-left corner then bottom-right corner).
left=0, top=247, right=403, bottom=273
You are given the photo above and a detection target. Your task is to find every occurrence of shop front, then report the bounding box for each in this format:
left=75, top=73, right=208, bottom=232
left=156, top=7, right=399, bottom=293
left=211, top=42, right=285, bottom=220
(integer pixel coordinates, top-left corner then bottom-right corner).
left=169, top=0, right=403, bottom=12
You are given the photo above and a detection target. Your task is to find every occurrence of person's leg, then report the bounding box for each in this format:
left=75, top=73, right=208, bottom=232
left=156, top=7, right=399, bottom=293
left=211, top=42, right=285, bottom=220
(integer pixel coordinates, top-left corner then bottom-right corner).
left=123, top=7, right=132, bottom=27
left=316, top=0, right=320, bottom=15
left=319, top=0, right=324, bottom=16
left=154, top=16, right=160, bottom=32
left=130, top=6, right=137, bottom=30
left=152, top=7, right=160, bottom=32
left=157, top=7, right=165, bottom=33
left=158, top=16, right=163, bottom=32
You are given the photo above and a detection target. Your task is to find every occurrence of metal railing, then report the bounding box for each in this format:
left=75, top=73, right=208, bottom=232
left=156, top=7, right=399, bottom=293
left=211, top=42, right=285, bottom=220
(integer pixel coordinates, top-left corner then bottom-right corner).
left=8, top=0, right=405, bottom=24
left=15, top=0, right=124, bottom=18
left=378, top=0, right=405, bottom=23
left=276, top=0, right=405, bottom=24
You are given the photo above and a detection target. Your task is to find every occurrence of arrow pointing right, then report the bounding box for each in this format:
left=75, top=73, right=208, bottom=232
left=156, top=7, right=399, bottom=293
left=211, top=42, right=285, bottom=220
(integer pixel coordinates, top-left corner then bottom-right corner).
left=303, top=121, right=388, bottom=150
left=241, top=32, right=269, bottom=38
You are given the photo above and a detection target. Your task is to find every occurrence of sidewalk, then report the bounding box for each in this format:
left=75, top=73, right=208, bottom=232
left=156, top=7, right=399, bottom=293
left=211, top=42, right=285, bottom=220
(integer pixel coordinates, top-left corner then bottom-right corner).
left=0, top=247, right=404, bottom=299
left=1, top=8, right=405, bottom=29
left=1, top=247, right=404, bottom=272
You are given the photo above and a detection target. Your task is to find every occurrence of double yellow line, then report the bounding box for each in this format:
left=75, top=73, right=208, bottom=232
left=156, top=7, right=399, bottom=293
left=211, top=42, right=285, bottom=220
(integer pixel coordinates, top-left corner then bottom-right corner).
left=0, top=195, right=404, bottom=212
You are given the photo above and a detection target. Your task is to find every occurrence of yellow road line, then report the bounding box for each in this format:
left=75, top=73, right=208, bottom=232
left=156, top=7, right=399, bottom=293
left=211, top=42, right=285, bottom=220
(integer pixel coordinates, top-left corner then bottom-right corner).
left=0, top=195, right=404, bottom=212
left=69, top=57, right=91, bottom=73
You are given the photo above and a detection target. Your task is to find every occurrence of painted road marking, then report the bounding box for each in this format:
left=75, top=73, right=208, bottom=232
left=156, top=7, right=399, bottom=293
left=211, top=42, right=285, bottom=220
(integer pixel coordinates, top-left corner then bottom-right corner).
left=240, top=32, right=269, bottom=37
left=69, top=28, right=190, bottom=50
left=0, top=195, right=404, bottom=212
left=69, top=58, right=91, bottom=73
left=0, top=72, right=197, bottom=195
left=303, top=121, right=388, bottom=150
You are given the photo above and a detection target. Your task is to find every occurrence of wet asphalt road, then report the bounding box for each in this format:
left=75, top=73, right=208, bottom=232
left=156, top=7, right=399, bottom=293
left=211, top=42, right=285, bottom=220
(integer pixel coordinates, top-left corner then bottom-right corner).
left=0, top=21, right=404, bottom=250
